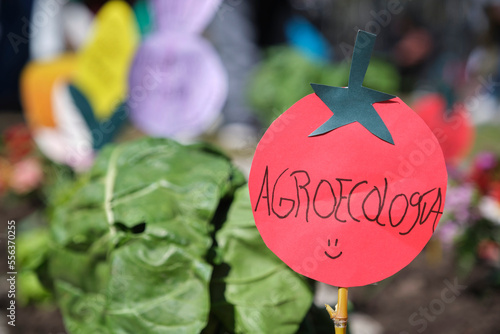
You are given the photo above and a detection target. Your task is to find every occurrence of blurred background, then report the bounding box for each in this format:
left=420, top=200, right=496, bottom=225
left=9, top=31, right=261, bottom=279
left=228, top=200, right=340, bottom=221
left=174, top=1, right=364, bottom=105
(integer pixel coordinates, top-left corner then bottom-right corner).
left=1, top=0, right=500, bottom=333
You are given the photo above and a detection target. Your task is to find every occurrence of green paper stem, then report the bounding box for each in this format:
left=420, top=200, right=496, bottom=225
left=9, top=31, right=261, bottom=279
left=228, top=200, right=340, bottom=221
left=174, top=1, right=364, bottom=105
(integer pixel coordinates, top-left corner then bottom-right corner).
left=309, top=30, right=397, bottom=145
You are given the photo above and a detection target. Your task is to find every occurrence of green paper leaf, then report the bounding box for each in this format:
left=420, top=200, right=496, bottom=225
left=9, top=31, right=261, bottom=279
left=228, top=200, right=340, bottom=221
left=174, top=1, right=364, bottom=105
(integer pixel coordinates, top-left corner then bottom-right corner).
left=309, top=30, right=396, bottom=144
left=69, top=84, right=126, bottom=150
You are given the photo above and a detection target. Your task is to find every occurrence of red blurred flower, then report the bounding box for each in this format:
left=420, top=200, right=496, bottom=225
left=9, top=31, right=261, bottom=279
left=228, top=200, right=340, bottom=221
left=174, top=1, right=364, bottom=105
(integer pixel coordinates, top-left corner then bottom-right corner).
left=477, top=239, right=500, bottom=264
left=469, top=152, right=499, bottom=195
left=490, top=181, right=500, bottom=203
left=3, top=124, right=34, bottom=163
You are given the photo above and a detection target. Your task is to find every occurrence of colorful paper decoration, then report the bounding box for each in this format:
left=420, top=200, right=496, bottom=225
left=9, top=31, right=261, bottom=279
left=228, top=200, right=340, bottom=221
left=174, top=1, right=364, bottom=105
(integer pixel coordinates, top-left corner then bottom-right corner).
left=413, top=93, right=475, bottom=166
left=72, top=0, right=139, bottom=120
left=129, top=33, right=227, bottom=138
left=68, top=84, right=127, bottom=150
left=31, top=81, right=126, bottom=170
left=62, top=1, right=95, bottom=51
left=20, top=54, right=77, bottom=129
left=133, top=0, right=153, bottom=36
left=33, top=80, right=95, bottom=170
left=128, top=0, right=227, bottom=139
left=20, top=1, right=140, bottom=170
left=248, top=31, right=448, bottom=287
left=151, top=0, right=222, bottom=34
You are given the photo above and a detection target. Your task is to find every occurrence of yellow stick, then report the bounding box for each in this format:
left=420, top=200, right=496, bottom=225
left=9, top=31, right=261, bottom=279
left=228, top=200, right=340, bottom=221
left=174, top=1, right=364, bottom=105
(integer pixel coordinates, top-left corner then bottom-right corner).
left=335, top=287, right=348, bottom=334
left=325, top=287, right=349, bottom=333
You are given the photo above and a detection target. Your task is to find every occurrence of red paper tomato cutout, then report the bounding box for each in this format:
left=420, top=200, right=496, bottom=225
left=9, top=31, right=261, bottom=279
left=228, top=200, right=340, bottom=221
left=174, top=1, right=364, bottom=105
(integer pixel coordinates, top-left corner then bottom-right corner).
left=413, top=93, right=474, bottom=166
left=249, top=31, right=448, bottom=287
left=249, top=94, right=447, bottom=287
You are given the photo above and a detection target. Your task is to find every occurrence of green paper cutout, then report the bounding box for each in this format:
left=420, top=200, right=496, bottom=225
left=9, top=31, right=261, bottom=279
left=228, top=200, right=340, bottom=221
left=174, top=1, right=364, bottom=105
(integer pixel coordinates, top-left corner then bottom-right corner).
left=69, top=85, right=127, bottom=150
left=309, top=30, right=396, bottom=145
left=133, top=0, right=153, bottom=37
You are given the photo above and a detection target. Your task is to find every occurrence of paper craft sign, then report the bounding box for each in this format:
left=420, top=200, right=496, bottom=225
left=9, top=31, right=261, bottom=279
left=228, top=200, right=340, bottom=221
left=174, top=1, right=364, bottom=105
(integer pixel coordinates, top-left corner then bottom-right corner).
left=128, top=33, right=227, bottom=138
left=151, top=0, right=222, bottom=34
left=72, top=0, right=139, bottom=120
left=249, top=31, right=447, bottom=287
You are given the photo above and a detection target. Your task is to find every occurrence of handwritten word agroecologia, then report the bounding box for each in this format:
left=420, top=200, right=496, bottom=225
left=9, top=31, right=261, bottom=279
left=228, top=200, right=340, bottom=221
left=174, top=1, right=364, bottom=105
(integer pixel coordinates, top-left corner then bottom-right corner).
left=254, top=166, right=444, bottom=236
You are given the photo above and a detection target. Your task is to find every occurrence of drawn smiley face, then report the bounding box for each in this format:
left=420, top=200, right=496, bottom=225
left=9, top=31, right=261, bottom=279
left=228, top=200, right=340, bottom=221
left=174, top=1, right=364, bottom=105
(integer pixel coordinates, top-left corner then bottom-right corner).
left=325, top=238, right=343, bottom=260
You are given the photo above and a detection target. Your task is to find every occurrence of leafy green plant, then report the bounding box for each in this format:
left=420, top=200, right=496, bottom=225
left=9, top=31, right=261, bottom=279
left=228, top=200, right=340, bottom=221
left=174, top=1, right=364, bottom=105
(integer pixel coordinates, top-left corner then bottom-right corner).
left=40, top=137, right=312, bottom=334
left=17, top=219, right=53, bottom=306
